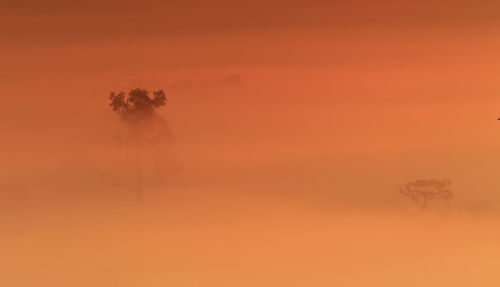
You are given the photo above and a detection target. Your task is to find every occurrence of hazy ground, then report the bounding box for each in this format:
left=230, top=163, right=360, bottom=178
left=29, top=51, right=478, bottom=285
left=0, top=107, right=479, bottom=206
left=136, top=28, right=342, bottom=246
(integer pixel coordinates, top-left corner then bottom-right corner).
left=2, top=196, right=500, bottom=287
left=2, top=68, right=500, bottom=286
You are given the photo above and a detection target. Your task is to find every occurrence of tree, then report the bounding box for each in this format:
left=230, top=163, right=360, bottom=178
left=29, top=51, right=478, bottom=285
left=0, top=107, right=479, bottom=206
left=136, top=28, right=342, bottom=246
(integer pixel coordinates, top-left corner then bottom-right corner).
left=109, top=88, right=170, bottom=204
left=400, top=179, right=453, bottom=210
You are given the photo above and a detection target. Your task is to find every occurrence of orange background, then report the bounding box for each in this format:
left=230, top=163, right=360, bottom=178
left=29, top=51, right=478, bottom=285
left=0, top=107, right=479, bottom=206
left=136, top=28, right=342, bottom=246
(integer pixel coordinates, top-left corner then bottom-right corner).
left=2, top=1, right=500, bottom=286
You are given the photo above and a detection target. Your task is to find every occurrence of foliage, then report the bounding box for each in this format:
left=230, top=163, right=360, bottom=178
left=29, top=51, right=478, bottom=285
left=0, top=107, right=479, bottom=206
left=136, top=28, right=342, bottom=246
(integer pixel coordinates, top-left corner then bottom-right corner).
left=400, top=179, right=453, bottom=210
left=109, top=88, right=170, bottom=143
left=108, top=88, right=171, bottom=204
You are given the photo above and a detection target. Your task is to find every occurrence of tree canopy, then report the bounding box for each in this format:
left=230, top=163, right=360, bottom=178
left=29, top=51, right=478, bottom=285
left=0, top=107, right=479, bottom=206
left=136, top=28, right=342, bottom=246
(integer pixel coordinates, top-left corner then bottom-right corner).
left=400, top=179, right=453, bottom=210
left=110, top=88, right=167, bottom=125
left=109, top=88, right=169, bottom=143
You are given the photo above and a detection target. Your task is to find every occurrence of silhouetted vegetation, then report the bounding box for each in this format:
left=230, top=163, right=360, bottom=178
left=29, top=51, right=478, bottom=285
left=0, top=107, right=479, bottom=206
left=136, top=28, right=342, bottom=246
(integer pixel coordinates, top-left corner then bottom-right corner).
left=110, top=88, right=169, bottom=143
left=400, top=179, right=453, bottom=210
left=109, top=88, right=170, bottom=204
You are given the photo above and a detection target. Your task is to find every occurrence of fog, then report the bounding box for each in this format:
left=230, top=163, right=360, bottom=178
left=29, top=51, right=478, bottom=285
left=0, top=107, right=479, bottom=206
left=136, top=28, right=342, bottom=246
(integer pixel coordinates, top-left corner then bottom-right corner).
left=3, top=0, right=500, bottom=286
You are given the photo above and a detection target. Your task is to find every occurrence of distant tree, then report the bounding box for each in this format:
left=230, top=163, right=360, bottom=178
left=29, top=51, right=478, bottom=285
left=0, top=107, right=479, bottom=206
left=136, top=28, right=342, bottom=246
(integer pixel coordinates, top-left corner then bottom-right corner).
left=400, top=179, right=453, bottom=210
left=109, top=88, right=170, bottom=204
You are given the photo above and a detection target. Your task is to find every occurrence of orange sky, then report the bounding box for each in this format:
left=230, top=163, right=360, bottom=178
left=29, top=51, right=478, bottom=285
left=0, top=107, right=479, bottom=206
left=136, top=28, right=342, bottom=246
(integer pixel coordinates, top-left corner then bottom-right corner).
left=2, top=1, right=500, bottom=286
left=3, top=0, right=500, bottom=206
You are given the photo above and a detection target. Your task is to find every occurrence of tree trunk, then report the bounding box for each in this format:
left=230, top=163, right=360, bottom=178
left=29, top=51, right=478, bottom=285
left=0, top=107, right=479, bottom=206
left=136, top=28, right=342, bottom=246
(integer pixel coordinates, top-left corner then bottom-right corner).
left=135, top=139, right=143, bottom=211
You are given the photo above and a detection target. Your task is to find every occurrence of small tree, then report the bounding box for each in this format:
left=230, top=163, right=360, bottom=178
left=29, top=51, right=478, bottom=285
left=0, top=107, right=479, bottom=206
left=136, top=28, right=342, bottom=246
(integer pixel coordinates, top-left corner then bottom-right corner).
left=109, top=88, right=169, bottom=204
left=400, top=179, right=453, bottom=210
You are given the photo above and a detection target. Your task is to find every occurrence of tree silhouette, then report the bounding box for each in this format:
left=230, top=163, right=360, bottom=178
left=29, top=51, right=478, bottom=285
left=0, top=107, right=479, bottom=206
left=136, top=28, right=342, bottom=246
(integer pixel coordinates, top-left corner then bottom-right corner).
left=400, top=179, right=453, bottom=210
left=109, top=88, right=170, bottom=204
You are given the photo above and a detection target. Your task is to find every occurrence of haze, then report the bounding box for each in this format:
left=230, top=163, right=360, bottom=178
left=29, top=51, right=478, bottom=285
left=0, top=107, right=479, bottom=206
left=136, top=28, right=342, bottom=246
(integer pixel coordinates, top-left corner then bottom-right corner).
left=2, top=1, right=500, bottom=286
